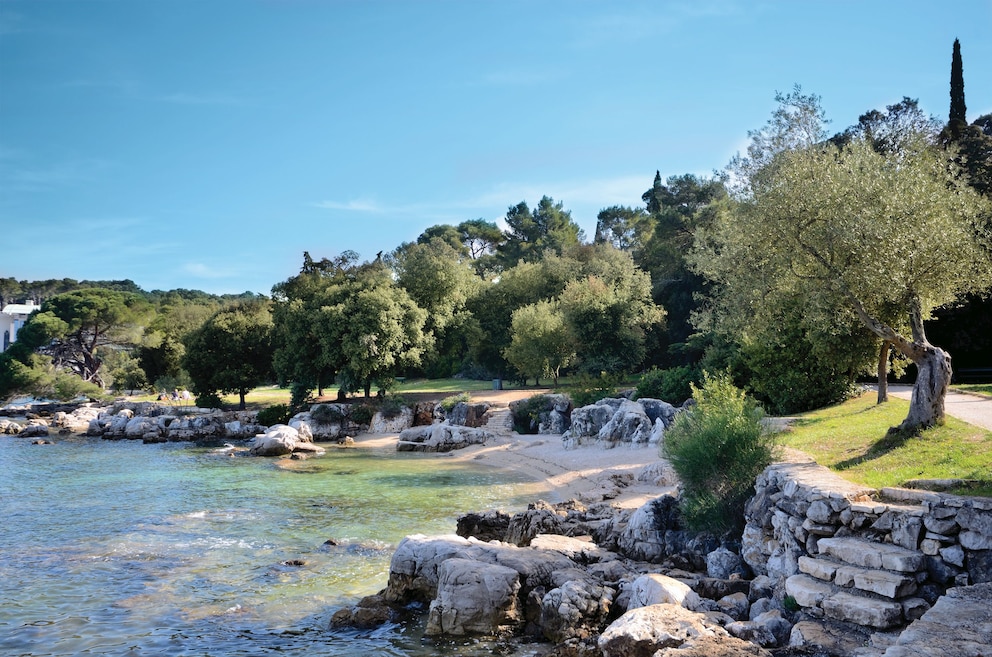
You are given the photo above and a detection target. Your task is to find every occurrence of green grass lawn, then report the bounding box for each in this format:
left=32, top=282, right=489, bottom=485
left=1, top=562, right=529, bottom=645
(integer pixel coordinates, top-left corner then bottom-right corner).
left=393, top=378, right=505, bottom=394
left=953, top=383, right=992, bottom=398
left=777, top=392, right=992, bottom=496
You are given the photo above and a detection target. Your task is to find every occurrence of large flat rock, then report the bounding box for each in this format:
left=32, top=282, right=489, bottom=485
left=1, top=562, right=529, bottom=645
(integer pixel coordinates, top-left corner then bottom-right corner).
left=822, top=591, right=902, bottom=629
left=883, top=583, right=992, bottom=657
left=816, top=536, right=924, bottom=573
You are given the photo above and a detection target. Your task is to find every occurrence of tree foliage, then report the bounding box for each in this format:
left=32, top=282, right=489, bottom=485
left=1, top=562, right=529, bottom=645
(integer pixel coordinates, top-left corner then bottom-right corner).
left=594, top=205, right=649, bottom=251
left=694, top=88, right=992, bottom=432
left=182, top=301, right=274, bottom=409
left=950, top=38, right=967, bottom=128
left=635, top=173, right=728, bottom=367
left=272, top=255, right=428, bottom=400
left=497, top=196, right=583, bottom=266
left=18, top=288, right=151, bottom=388
left=503, top=300, right=574, bottom=385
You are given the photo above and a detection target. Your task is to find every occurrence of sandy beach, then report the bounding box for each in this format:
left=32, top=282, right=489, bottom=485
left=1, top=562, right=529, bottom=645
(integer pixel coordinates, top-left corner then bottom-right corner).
left=348, top=388, right=676, bottom=511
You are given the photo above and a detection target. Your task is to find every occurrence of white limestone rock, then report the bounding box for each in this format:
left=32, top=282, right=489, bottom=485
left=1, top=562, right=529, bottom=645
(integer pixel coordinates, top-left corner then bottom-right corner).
left=250, top=424, right=300, bottom=456
left=425, top=558, right=521, bottom=636
left=369, top=407, right=414, bottom=433
left=627, top=573, right=702, bottom=611
left=540, top=577, right=614, bottom=642
left=598, top=604, right=721, bottom=657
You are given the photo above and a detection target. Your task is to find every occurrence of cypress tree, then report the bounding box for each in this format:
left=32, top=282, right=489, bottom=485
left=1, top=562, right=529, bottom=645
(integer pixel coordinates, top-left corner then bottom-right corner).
left=950, top=38, right=967, bottom=126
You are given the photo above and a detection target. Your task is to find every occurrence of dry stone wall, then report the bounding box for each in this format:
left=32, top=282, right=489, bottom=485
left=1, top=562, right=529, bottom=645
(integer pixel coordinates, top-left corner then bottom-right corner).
left=743, top=457, right=992, bottom=633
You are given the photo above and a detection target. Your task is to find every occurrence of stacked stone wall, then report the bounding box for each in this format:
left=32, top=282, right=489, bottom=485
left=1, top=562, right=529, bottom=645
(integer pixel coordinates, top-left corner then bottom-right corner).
left=742, top=457, right=992, bottom=631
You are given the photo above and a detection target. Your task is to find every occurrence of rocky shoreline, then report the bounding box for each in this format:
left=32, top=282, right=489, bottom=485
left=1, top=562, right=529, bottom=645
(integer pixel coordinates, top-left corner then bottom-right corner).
left=5, top=394, right=990, bottom=656
left=331, top=461, right=992, bottom=657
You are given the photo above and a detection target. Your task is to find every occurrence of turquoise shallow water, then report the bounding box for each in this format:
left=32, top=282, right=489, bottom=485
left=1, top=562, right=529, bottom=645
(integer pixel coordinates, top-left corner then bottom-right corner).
left=0, top=435, right=540, bottom=656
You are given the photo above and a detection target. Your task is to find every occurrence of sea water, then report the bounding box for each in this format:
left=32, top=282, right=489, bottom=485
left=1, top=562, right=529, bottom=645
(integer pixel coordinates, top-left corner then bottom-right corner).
left=0, top=436, right=541, bottom=656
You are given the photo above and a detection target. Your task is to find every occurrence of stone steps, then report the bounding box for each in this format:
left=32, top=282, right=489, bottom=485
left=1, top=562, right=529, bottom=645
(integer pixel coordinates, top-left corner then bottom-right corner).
left=816, top=536, right=925, bottom=573
left=786, top=535, right=930, bottom=629
left=798, top=555, right=919, bottom=599
left=484, top=408, right=515, bottom=435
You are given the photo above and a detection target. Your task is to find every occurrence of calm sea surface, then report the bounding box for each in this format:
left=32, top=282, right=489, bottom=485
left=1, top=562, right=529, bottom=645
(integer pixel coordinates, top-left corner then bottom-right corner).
left=0, top=435, right=542, bottom=656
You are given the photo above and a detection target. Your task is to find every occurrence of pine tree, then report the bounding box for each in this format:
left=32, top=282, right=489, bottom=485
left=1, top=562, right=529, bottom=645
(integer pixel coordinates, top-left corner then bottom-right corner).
left=950, top=38, right=967, bottom=127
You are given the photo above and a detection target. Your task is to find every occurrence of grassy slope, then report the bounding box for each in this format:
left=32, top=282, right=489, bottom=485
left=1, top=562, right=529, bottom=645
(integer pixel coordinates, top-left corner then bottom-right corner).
left=778, top=392, right=992, bottom=496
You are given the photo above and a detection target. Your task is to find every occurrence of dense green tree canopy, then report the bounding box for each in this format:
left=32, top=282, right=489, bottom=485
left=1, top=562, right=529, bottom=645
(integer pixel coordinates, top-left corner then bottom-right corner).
left=182, top=301, right=274, bottom=409
left=594, top=205, right=649, bottom=251
left=694, top=89, right=992, bottom=432
left=272, top=255, right=429, bottom=400
left=458, top=218, right=504, bottom=260
left=18, top=288, right=151, bottom=387
left=503, top=299, right=573, bottom=385
left=634, top=173, right=728, bottom=367
left=497, top=196, right=583, bottom=266
left=950, top=38, right=967, bottom=129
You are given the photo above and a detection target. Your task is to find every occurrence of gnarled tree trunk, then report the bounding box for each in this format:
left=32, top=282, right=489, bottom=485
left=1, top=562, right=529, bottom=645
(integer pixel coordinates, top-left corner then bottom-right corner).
left=850, top=295, right=952, bottom=434
left=899, top=343, right=952, bottom=433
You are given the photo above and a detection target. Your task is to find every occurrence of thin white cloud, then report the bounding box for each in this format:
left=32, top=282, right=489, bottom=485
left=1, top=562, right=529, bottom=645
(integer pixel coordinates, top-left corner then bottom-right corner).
left=311, top=174, right=658, bottom=222
left=469, top=175, right=651, bottom=209
left=67, top=216, right=145, bottom=231
left=2, top=157, right=113, bottom=192
left=311, top=199, right=386, bottom=213
left=182, top=262, right=236, bottom=279
left=568, top=1, right=745, bottom=47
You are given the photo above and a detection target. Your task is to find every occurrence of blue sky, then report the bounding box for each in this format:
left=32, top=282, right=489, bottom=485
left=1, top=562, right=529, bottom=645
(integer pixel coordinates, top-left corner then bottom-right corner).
left=2, top=1, right=990, bottom=296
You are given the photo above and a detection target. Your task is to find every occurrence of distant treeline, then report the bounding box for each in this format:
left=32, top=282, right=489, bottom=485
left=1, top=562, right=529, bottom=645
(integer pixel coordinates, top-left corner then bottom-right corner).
left=0, top=277, right=263, bottom=307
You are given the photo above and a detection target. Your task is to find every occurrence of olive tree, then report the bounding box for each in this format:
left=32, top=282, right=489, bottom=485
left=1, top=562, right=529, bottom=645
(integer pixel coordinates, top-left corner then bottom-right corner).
left=694, top=89, right=992, bottom=433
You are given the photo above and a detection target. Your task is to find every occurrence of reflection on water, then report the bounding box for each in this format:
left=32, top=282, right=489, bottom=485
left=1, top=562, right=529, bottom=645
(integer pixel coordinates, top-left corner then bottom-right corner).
left=0, top=435, right=537, bottom=656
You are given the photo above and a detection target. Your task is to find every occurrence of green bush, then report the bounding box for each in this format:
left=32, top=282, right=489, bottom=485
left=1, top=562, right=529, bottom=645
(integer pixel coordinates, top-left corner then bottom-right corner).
left=511, top=394, right=550, bottom=434
left=636, top=366, right=700, bottom=405
left=378, top=395, right=408, bottom=419
left=194, top=391, right=223, bottom=409
left=290, top=382, right=314, bottom=411
left=310, top=404, right=345, bottom=424
left=439, top=392, right=472, bottom=412
left=566, top=372, right=622, bottom=408
left=256, top=404, right=291, bottom=426
left=662, top=372, right=777, bottom=535
left=52, top=371, right=107, bottom=401
left=348, top=402, right=376, bottom=427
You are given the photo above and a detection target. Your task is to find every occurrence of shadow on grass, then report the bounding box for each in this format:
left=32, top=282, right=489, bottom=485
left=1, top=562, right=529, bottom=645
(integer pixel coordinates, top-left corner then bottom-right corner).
left=834, top=429, right=914, bottom=471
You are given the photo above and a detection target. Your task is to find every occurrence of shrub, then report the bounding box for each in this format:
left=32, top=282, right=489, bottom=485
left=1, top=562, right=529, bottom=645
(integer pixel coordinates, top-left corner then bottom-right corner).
left=52, top=371, right=107, bottom=401
left=310, top=404, right=345, bottom=424
left=662, top=372, right=777, bottom=535
left=511, top=394, right=550, bottom=434
left=378, top=395, right=408, bottom=419
left=290, top=382, right=314, bottom=412
left=194, top=391, right=223, bottom=409
left=439, top=392, right=472, bottom=412
left=348, top=402, right=376, bottom=427
left=636, top=366, right=700, bottom=405
left=256, top=404, right=291, bottom=426
left=566, top=372, right=622, bottom=408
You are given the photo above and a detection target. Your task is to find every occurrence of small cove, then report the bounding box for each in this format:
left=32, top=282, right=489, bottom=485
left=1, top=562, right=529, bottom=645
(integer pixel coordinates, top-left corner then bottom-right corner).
left=0, top=435, right=541, bottom=656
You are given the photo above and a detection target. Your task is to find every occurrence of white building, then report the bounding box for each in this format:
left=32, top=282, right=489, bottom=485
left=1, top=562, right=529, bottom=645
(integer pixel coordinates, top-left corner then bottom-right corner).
left=0, top=300, right=39, bottom=352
